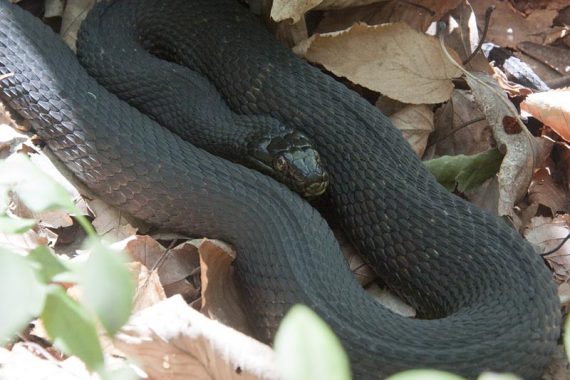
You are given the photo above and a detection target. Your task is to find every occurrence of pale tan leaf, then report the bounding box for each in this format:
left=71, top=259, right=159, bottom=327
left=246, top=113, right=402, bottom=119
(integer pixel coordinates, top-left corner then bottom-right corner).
left=389, top=104, right=434, bottom=156
left=365, top=284, right=416, bottom=317
left=462, top=72, right=539, bottom=217
left=195, top=239, right=251, bottom=335
left=521, top=89, right=570, bottom=142
left=60, top=0, right=96, bottom=51
left=270, top=0, right=322, bottom=23
left=115, top=295, right=279, bottom=380
left=294, top=23, right=462, bottom=103
left=89, top=198, right=138, bottom=241
left=129, top=262, right=167, bottom=313
left=524, top=215, right=570, bottom=283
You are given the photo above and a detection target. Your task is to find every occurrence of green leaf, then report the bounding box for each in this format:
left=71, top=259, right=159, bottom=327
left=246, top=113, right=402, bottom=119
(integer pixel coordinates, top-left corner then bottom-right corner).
left=41, top=286, right=104, bottom=371
left=564, top=315, right=570, bottom=362
left=385, top=369, right=465, bottom=380
left=0, top=215, right=36, bottom=233
left=424, top=149, right=503, bottom=192
left=0, top=186, right=8, bottom=214
left=27, top=246, right=68, bottom=283
left=98, top=364, right=140, bottom=380
left=0, top=248, right=46, bottom=344
left=274, top=304, right=351, bottom=380
left=0, top=154, right=75, bottom=213
left=77, top=238, right=134, bottom=336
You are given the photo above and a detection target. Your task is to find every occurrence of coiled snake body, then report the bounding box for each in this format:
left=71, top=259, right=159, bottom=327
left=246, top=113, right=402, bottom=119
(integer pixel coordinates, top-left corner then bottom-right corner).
left=0, top=0, right=561, bottom=378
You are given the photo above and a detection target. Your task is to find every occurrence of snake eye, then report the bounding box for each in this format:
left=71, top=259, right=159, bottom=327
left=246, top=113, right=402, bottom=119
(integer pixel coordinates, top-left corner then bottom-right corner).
left=273, top=155, right=288, bottom=172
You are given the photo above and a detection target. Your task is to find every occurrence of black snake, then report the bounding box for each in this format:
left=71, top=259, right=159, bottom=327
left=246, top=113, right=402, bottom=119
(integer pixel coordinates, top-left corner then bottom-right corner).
left=0, top=0, right=561, bottom=378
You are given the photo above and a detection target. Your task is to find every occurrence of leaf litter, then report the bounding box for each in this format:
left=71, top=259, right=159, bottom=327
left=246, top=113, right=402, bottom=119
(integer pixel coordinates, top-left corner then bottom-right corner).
left=2, top=0, right=570, bottom=379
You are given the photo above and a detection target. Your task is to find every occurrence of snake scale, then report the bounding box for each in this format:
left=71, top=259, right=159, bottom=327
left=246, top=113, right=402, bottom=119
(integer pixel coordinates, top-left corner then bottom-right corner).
left=0, top=0, right=561, bottom=378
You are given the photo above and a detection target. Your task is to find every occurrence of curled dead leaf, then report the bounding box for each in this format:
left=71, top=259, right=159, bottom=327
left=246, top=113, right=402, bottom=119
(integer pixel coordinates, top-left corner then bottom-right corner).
left=294, top=22, right=462, bottom=104
left=461, top=71, right=539, bottom=217
left=521, top=89, right=570, bottom=142
left=194, top=239, right=251, bottom=335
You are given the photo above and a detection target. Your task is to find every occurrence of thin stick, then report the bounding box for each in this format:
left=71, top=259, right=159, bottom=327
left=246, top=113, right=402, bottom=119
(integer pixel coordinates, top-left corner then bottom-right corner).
left=463, top=6, right=495, bottom=66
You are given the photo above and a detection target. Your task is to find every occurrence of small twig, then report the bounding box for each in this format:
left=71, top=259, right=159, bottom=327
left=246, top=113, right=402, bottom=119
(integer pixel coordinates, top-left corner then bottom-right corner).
left=0, top=72, right=14, bottom=81
left=540, top=233, right=570, bottom=257
left=462, top=6, right=495, bottom=66
left=426, top=116, right=486, bottom=148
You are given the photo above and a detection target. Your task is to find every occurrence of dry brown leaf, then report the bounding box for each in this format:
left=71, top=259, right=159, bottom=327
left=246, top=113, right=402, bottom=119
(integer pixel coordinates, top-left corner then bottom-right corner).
left=521, top=89, right=570, bottom=142
left=129, top=261, right=167, bottom=313
left=461, top=71, right=539, bottom=217
left=544, top=26, right=570, bottom=45
left=196, top=239, right=251, bottom=335
left=317, top=0, right=386, bottom=9
left=294, top=23, right=462, bottom=104
left=425, top=90, right=491, bottom=158
left=271, top=0, right=387, bottom=22
left=389, top=104, right=434, bottom=156
left=44, top=0, right=65, bottom=18
left=443, top=1, right=493, bottom=74
left=119, top=235, right=199, bottom=287
left=317, top=0, right=461, bottom=34
left=89, top=198, right=138, bottom=241
left=376, top=0, right=461, bottom=32
left=471, top=1, right=558, bottom=49
left=60, top=0, right=95, bottom=51
left=528, top=167, right=569, bottom=215
left=490, top=65, right=533, bottom=97
left=543, top=344, right=570, bottom=380
left=115, top=295, right=279, bottom=380
left=525, top=215, right=570, bottom=283
left=270, top=0, right=322, bottom=22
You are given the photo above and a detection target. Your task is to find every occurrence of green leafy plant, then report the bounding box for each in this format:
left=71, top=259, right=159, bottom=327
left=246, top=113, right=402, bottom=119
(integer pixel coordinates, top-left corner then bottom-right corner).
left=274, top=304, right=351, bottom=380
left=0, top=154, right=135, bottom=378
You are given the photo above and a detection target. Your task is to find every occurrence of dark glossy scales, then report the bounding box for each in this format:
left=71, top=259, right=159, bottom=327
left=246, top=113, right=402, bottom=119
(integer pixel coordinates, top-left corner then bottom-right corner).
left=0, top=1, right=561, bottom=379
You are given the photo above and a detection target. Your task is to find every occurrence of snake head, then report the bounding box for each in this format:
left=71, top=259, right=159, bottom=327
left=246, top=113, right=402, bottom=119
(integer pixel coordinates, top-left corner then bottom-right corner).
left=245, top=129, right=329, bottom=197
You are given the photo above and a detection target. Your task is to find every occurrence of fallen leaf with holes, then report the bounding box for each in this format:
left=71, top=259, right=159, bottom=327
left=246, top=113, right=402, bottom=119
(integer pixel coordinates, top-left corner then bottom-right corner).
left=525, top=215, right=570, bottom=283
left=114, top=295, right=279, bottom=380
left=390, top=104, right=434, bottom=156
left=521, top=89, right=570, bottom=142
left=463, top=72, right=541, bottom=217
left=294, top=23, right=462, bottom=104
